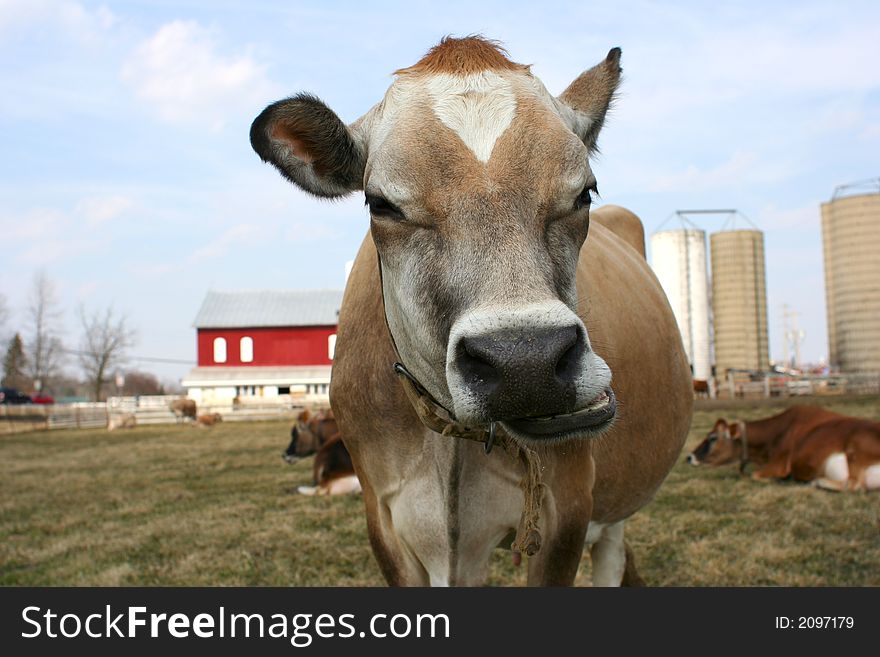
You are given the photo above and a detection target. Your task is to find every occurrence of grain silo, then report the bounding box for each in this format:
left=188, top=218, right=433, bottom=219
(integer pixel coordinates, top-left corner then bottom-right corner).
left=821, top=178, right=880, bottom=373
left=710, top=229, right=769, bottom=376
left=650, top=228, right=712, bottom=380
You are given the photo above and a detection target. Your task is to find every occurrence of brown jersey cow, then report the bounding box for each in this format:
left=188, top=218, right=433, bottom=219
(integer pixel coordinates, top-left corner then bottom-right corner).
left=251, top=37, right=692, bottom=585
left=688, top=405, right=880, bottom=491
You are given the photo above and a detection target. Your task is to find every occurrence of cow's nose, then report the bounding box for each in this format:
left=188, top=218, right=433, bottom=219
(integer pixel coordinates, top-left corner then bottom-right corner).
left=453, top=325, right=585, bottom=419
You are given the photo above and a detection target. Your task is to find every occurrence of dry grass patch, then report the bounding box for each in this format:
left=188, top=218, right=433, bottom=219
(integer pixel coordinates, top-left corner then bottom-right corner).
left=2, top=397, right=878, bottom=586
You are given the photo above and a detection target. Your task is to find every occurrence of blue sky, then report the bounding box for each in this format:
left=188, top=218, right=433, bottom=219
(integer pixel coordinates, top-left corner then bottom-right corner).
left=1, top=0, right=878, bottom=383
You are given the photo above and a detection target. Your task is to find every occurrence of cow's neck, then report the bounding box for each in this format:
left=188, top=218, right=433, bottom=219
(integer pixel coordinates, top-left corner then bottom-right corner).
left=743, top=413, right=795, bottom=462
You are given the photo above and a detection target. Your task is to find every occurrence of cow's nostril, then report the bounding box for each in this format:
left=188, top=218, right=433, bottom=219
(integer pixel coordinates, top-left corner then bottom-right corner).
left=554, top=329, right=583, bottom=384
left=458, top=339, right=501, bottom=390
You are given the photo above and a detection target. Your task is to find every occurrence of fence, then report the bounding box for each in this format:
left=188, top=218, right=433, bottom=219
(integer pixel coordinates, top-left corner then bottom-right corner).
left=1, top=403, right=108, bottom=435
left=2, top=395, right=316, bottom=435
left=716, top=371, right=880, bottom=399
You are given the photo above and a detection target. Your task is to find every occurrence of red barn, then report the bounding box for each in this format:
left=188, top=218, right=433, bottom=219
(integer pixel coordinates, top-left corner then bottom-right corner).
left=181, top=289, right=343, bottom=406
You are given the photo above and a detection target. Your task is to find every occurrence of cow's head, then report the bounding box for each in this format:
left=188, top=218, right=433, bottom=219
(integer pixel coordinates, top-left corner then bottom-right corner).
left=252, top=37, right=621, bottom=445
left=687, top=419, right=745, bottom=466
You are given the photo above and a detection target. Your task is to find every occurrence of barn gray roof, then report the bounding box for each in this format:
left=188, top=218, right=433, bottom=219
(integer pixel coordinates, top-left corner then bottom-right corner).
left=193, top=289, right=344, bottom=329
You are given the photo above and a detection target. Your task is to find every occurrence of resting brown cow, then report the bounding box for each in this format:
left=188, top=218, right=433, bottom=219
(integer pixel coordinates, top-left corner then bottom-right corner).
left=283, top=408, right=338, bottom=462
left=297, top=434, right=361, bottom=496
left=108, top=413, right=137, bottom=431
left=195, top=413, right=222, bottom=427
left=687, top=405, right=880, bottom=491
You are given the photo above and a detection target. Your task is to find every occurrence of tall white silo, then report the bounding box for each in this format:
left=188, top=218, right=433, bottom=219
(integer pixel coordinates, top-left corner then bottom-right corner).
left=650, top=229, right=712, bottom=381
left=821, top=180, right=880, bottom=373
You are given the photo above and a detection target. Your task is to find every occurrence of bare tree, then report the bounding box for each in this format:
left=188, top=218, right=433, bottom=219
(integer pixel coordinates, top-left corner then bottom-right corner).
left=26, top=271, right=65, bottom=392
left=78, top=305, right=136, bottom=401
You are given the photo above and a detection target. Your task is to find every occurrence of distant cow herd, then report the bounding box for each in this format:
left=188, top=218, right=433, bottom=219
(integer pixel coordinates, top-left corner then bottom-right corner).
left=688, top=405, right=880, bottom=492
left=107, top=399, right=222, bottom=431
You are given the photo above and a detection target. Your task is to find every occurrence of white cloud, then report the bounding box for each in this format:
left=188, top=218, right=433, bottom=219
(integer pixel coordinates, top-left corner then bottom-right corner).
left=0, top=0, right=116, bottom=42
left=284, top=221, right=340, bottom=243
left=121, top=20, right=279, bottom=129
left=2, top=196, right=130, bottom=266
left=75, top=195, right=133, bottom=227
left=648, top=150, right=797, bottom=193
left=755, top=203, right=820, bottom=232
left=189, top=223, right=260, bottom=262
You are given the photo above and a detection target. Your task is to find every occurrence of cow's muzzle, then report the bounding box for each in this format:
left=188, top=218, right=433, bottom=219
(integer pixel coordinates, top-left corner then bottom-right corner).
left=454, top=323, right=584, bottom=418
left=446, top=303, right=614, bottom=441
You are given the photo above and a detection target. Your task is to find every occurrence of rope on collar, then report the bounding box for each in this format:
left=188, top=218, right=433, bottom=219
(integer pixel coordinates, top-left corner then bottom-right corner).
left=735, top=420, right=749, bottom=474
left=393, top=361, right=545, bottom=556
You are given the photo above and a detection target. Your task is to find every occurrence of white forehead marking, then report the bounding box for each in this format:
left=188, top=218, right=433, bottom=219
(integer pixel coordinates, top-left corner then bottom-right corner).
left=423, top=71, right=516, bottom=163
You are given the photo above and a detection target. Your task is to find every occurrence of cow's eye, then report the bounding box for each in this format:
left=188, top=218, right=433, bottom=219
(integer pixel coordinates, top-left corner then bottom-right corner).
left=366, top=195, right=405, bottom=221
left=574, top=182, right=598, bottom=212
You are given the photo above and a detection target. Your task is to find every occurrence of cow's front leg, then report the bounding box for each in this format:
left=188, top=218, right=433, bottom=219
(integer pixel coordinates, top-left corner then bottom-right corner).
left=525, top=450, right=594, bottom=586
left=587, top=520, right=626, bottom=586
left=362, top=486, right=430, bottom=586
left=525, top=512, right=591, bottom=586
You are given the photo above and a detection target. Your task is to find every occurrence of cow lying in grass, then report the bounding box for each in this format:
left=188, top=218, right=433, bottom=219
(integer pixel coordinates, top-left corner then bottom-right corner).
left=282, top=408, right=338, bottom=463
left=687, top=405, right=880, bottom=491
left=195, top=413, right=222, bottom=427
left=283, top=408, right=360, bottom=496
left=296, top=435, right=361, bottom=496
left=108, top=413, right=136, bottom=431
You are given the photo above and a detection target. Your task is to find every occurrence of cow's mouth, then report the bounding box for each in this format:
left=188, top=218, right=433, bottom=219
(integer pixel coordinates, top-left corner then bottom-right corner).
left=501, top=387, right=616, bottom=444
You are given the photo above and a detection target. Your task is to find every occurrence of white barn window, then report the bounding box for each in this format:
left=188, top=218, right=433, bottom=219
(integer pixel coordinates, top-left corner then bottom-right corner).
left=240, top=336, right=253, bottom=363
left=213, top=337, right=227, bottom=363
left=328, top=333, right=337, bottom=360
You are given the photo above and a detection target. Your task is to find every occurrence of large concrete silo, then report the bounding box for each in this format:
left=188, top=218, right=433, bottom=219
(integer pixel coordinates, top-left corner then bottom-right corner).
left=821, top=180, right=880, bottom=372
left=710, top=229, right=769, bottom=376
left=650, top=229, right=712, bottom=381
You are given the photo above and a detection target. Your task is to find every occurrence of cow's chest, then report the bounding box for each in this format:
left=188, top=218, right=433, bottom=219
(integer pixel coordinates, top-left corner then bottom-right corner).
left=384, top=437, right=524, bottom=586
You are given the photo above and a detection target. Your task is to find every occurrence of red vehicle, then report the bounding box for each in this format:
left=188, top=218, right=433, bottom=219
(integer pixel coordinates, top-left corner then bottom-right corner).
left=30, top=394, right=55, bottom=405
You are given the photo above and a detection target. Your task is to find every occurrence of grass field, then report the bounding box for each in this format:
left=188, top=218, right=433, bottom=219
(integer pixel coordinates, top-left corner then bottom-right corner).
left=2, top=396, right=878, bottom=586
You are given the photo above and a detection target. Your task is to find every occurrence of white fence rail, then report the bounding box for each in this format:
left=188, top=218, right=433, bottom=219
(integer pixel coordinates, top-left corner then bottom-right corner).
left=1, top=403, right=108, bottom=434
left=716, top=371, right=880, bottom=399
left=2, top=395, right=320, bottom=435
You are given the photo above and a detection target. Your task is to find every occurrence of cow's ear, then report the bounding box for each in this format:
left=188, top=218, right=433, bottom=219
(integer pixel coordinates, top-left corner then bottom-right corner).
left=250, top=93, right=366, bottom=198
left=557, top=48, right=622, bottom=152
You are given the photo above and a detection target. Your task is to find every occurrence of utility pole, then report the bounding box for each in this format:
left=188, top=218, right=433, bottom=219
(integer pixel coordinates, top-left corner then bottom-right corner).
left=782, top=305, right=805, bottom=371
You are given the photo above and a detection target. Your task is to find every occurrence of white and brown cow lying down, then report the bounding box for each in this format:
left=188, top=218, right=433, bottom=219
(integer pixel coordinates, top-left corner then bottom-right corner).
left=296, top=434, right=361, bottom=496
left=687, top=405, right=880, bottom=491
left=251, top=37, right=692, bottom=585
left=282, top=408, right=360, bottom=496
left=195, top=412, right=223, bottom=427
left=283, top=408, right=339, bottom=463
